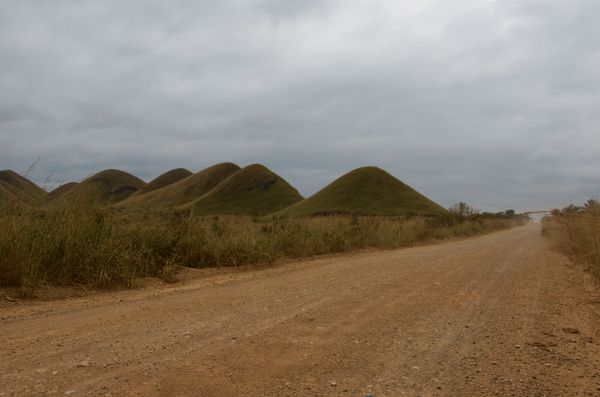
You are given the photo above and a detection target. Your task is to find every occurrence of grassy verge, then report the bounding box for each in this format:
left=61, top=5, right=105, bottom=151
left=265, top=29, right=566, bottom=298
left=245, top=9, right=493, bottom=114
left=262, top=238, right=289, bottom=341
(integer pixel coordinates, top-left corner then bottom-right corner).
left=542, top=202, right=600, bottom=278
left=0, top=203, right=526, bottom=296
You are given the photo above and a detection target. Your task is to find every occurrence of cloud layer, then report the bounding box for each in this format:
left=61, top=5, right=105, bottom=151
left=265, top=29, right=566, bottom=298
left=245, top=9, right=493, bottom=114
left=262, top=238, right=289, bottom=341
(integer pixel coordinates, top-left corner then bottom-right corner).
left=1, top=0, right=599, bottom=211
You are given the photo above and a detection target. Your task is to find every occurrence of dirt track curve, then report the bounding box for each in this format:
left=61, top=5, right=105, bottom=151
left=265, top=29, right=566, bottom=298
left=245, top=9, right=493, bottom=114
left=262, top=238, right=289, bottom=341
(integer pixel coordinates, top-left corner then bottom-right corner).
left=1, top=224, right=599, bottom=396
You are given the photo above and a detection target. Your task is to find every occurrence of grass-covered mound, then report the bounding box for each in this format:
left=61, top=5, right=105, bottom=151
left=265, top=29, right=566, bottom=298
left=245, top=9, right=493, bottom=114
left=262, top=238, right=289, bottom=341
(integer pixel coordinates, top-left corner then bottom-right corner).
left=116, top=162, right=240, bottom=209
left=44, top=182, right=79, bottom=203
left=54, top=169, right=146, bottom=207
left=129, top=168, right=193, bottom=198
left=0, top=170, right=46, bottom=204
left=278, top=166, right=447, bottom=217
left=0, top=181, right=29, bottom=210
left=187, top=164, right=303, bottom=216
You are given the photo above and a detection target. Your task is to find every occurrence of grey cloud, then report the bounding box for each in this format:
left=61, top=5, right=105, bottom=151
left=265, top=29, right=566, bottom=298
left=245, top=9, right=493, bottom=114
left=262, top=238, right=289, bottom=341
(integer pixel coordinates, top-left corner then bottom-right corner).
left=1, top=0, right=599, bottom=211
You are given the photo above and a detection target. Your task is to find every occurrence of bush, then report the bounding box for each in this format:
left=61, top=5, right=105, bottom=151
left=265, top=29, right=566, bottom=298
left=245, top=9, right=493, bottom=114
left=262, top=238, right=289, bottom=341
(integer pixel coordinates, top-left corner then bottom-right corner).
left=542, top=202, right=600, bottom=277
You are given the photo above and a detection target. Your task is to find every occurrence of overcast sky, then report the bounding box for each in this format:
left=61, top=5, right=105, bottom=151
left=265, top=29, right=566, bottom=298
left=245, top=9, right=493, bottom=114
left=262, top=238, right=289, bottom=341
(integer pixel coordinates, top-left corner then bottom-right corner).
left=1, top=0, right=599, bottom=211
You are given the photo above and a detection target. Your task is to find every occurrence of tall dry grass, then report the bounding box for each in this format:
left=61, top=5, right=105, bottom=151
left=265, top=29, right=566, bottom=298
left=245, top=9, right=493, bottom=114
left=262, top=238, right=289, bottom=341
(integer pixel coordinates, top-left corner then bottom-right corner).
left=542, top=200, right=600, bottom=277
left=0, top=201, right=526, bottom=296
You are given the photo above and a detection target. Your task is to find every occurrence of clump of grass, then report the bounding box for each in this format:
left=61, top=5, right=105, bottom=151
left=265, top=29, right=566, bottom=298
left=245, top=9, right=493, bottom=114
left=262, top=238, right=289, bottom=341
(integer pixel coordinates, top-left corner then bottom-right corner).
left=542, top=200, right=600, bottom=277
left=0, top=201, right=526, bottom=296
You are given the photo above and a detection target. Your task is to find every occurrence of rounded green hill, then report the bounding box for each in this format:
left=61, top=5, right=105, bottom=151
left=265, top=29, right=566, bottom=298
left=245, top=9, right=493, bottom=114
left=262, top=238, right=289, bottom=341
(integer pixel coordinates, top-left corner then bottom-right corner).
left=0, top=170, right=46, bottom=205
left=129, top=168, right=193, bottom=198
left=55, top=169, right=146, bottom=207
left=277, top=166, right=446, bottom=217
left=0, top=181, right=29, bottom=210
left=44, top=182, right=78, bottom=203
left=187, top=164, right=303, bottom=216
left=116, top=163, right=240, bottom=208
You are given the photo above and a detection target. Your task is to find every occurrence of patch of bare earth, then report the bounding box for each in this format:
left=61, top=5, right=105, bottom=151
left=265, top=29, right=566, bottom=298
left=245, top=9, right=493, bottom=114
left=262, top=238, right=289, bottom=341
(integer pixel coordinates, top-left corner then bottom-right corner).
left=1, top=224, right=599, bottom=396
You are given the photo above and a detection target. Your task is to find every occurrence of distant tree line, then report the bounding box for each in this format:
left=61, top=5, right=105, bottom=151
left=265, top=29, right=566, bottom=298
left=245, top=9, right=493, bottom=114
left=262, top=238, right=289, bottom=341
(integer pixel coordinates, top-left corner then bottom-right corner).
left=551, top=199, right=600, bottom=216
left=431, top=202, right=529, bottom=227
left=449, top=202, right=523, bottom=219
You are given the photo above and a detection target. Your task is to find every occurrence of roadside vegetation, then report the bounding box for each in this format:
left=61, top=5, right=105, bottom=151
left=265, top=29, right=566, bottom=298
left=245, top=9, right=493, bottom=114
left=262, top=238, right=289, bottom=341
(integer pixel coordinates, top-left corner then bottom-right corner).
left=0, top=200, right=527, bottom=296
left=542, top=199, right=600, bottom=277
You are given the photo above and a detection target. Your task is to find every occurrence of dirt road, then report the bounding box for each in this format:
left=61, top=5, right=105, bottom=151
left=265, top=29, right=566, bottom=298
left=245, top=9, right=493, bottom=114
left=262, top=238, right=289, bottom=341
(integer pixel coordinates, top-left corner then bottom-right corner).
left=1, top=224, right=599, bottom=396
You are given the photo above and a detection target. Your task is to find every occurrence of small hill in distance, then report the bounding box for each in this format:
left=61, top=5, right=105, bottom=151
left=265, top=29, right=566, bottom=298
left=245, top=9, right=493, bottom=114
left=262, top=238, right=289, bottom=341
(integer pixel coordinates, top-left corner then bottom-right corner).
left=52, top=169, right=146, bottom=207
left=44, top=182, right=78, bottom=203
left=277, top=166, right=447, bottom=217
left=129, top=168, right=193, bottom=198
left=0, top=170, right=46, bottom=205
left=0, top=164, right=446, bottom=217
left=116, top=163, right=240, bottom=209
left=187, top=164, right=303, bottom=216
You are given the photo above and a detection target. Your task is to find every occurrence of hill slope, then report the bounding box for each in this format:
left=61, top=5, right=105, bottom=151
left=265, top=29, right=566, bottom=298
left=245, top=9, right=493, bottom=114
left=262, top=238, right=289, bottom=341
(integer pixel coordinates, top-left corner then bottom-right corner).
left=55, top=170, right=146, bottom=207
left=277, top=166, right=446, bottom=217
left=0, top=181, right=29, bottom=210
left=129, top=168, right=193, bottom=198
left=117, top=163, right=240, bottom=209
left=44, top=182, right=79, bottom=203
left=0, top=170, right=46, bottom=204
left=187, top=164, right=303, bottom=216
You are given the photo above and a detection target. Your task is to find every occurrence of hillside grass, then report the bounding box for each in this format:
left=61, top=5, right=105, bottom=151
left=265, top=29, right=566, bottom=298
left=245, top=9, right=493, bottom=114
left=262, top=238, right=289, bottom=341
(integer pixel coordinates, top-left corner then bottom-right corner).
left=44, top=182, right=78, bottom=203
left=49, top=169, right=146, bottom=207
left=188, top=164, right=303, bottom=216
left=278, top=166, right=447, bottom=217
left=0, top=170, right=46, bottom=206
left=0, top=170, right=46, bottom=198
left=129, top=168, right=192, bottom=197
left=116, top=162, right=240, bottom=209
left=0, top=182, right=30, bottom=210
left=542, top=202, right=600, bottom=277
left=0, top=202, right=526, bottom=296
